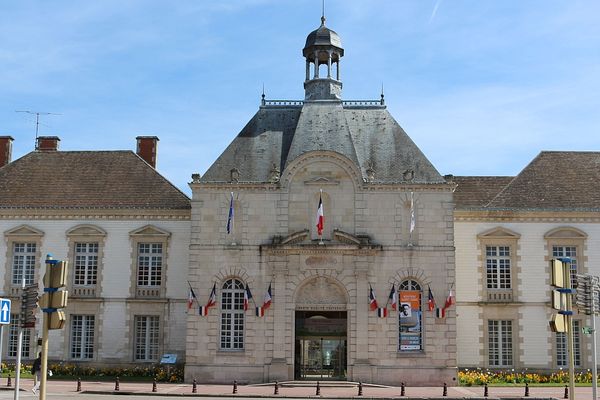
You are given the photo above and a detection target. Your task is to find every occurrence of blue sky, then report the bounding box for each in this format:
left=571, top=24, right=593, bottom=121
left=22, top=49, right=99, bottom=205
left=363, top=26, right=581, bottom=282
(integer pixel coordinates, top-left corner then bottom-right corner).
left=1, top=1, right=599, bottom=195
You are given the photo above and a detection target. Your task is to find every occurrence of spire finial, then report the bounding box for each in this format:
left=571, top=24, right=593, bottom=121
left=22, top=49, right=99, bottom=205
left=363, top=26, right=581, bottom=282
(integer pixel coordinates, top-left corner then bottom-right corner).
left=380, top=83, right=385, bottom=105
left=261, top=83, right=266, bottom=106
left=321, top=0, right=326, bottom=25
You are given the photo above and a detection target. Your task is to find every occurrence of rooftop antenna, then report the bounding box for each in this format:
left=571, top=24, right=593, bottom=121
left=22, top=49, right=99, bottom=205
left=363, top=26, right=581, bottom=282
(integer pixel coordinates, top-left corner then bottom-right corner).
left=15, top=110, right=61, bottom=149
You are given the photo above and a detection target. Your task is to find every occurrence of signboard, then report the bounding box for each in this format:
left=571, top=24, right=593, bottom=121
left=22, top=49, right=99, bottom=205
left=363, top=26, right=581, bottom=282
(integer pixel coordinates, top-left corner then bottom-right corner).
left=160, top=354, right=178, bottom=364
left=0, top=299, right=11, bottom=325
left=399, top=291, right=422, bottom=350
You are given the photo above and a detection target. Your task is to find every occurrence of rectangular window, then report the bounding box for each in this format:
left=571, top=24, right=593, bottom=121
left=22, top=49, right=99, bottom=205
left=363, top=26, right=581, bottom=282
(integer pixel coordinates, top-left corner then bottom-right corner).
left=8, top=314, right=31, bottom=358
left=137, top=243, right=162, bottom=287
left=488, top=320, right=513, bottom=366
left=134, top=315, right=159, bottom=361
left=74, top=242, right=98, bottom=286
left=553, top=246, right=578, bottom=287
left=12, top=242, right=36, bottom=286
left=220, top=287, right=245, bottom=349
left=486, top=246, right=511, bottom=289
left=557, top=320, right=581, bottom=367
left=70, top=315, right=95, bottom=359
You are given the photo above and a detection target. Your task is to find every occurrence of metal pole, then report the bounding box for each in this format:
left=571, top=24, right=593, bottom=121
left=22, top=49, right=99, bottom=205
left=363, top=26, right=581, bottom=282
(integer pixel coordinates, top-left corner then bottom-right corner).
left=13, top=274, right=25, bottom=400
left=0, top=325, right=4, bottom=382
left=564, top=260, right=576, bottom=400
left=39, top=256, right=51, bottom=400
left=592, top=312, right=598, bottom=400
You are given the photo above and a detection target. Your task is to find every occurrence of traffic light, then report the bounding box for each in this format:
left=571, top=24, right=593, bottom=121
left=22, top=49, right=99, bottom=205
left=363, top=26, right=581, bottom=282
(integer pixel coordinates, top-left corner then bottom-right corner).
left=20, top=284, right=39, bottom=328
left=40, top=258, right=69, bottom=330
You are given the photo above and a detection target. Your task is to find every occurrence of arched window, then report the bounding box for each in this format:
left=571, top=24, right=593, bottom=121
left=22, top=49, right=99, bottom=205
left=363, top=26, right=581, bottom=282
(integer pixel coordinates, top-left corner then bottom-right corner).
left=220, top=279, right=245, bottom=350
left=398, top=279, right=423, bottom=352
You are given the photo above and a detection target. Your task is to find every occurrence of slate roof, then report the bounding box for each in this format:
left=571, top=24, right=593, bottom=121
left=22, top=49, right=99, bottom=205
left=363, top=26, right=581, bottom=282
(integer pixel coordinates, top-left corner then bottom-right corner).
left=487, top=151, right=600, bottom=210
left=200, top=103, right=445, bottom=184
left=0, top=151, right=190, bottom=209
left=452, top=176, right=514, bottom=208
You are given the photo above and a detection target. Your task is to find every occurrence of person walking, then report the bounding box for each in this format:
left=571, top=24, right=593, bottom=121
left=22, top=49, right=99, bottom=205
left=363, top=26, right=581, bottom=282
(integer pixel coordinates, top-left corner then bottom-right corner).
left=31, top=353, right=41, bottom=395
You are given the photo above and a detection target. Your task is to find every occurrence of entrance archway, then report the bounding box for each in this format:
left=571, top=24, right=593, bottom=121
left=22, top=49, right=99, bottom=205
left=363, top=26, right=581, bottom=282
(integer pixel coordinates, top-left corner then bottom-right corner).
left=293, top=276, right=348, bottom=380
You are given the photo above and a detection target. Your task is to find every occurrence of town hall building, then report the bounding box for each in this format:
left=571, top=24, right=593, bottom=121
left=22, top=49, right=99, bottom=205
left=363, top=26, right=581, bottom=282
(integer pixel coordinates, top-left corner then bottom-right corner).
left=185, top=16, right=457, bottom=385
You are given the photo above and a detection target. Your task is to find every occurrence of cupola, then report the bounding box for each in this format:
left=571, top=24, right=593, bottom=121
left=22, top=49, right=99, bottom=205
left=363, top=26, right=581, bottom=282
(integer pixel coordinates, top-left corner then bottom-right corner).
left=302, top=15, right=344, bottom=101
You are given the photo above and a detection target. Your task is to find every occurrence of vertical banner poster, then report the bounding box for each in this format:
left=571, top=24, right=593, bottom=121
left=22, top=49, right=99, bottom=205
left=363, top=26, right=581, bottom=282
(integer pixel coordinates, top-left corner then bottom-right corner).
left=399, top=290, right=422, bottom=351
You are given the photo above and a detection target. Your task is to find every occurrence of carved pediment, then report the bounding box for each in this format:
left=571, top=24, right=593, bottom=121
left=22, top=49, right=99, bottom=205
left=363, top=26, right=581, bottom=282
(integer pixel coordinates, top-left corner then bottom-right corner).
left=130, top=225, right=171, bottom=237
left=296, top=277, right=347, bottom=304
left=273, top=229, right=309, bottom=245
left=4, top=224, right=44, bottom=237
left=477, top=227, right=520, bottom=239
left=544, top=227, right=587, bottom=239
left=67, top=224, right=107, bottom=237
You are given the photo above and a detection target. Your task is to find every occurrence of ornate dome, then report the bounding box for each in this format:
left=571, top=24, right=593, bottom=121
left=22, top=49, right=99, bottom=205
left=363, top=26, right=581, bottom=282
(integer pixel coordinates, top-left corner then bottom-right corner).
left=302, top=16, right=344, bottom=58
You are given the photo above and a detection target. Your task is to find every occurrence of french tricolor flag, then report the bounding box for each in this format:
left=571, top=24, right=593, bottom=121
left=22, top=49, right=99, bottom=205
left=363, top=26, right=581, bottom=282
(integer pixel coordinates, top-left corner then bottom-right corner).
left=263, top=283, right=272, bottom=310
left=206, top=283, right=217, bottom=308
left=377, top=307, right=388, bottom=318
left=368, top=285, right=378, bottom=311
left=315, top=191, right=324, bottom=236
left=388, top=284, right=397, bottom=311
left=244, top=284, right=253, bottom=311
left=255, top=306, right=264, bottom=317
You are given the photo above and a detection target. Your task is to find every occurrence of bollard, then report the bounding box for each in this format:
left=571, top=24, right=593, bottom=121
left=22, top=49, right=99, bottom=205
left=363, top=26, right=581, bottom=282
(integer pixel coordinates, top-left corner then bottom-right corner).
left=233, top=380, right=238, bottom=394
left=443, top=382, right=447, bottom=397
left=115, top=376, right=120, bottom=391
left=358, top=381, right=363, bottom=396
left=316, top=381, right=321, bottom=396
left=76, top=377, right=82, bottom=392
left=483, top=383, right=488, bottom=397
left=525, top=382, right=529, bottom=397
left=7, top=376, right=11, bottom=387
left=152, top=377, right=157, bottom=393
left=400, top=382, right=405, bottom=396
left=564, top=385, right=568, bottom=399
left=192, top=379, right=197, bottom=394
left=274, top=380, right=279, bottom=395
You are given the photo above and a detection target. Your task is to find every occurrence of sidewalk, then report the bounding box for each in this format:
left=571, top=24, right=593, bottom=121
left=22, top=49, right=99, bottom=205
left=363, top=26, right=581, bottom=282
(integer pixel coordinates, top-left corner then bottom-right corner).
left=2, top=378, right=585, bottom=399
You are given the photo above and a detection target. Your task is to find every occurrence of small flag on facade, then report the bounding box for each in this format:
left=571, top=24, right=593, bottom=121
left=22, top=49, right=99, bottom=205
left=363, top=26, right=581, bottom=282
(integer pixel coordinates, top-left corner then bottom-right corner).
left=435, top=307, right=446, bottom=319
left=388, top=284, right=397, bottom=311
left=206, top=283, right=217, bottom=308
left=377, top=307, right=388, bottom=318
left=227, top=192, right=234, bottom=234
left=244, top=284, right=253, bottom=311
left=368, top=285, right=378, bottom=311
left=428, top=286, right=435, bottom=312
left=444, top=287, right=454, bottom=309
left=199, top=306, right=208, bottom=317
left=315, top=190, right=324, bottom=236
left=188, top=287, right=197, bottom=310
left=255, top=306, right=264, bottom=317
left=263, top=283, right=272, bottom=310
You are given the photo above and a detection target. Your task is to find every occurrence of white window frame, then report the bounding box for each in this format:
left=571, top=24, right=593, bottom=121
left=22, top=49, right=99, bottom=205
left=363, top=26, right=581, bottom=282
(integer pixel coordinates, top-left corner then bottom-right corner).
left=8, top=313, right=32, bottom=359
left=556, top=320, right=581, bottom=367
left=11, top=242, right=36, bottom=286
left=552, top=245, right=578, bottom=288
left=134, top=315, right=160, bottom=361
left=70, top=314, right=95, bottom=360
left=220, top=279, right=245, bottom=350
left=488, top=319, right=513, bottom=367
left=137, top=243, right=163, bottom=287
left=73, top=243, right=99, bottom=287
left=486, top=245, right=511, bottom=289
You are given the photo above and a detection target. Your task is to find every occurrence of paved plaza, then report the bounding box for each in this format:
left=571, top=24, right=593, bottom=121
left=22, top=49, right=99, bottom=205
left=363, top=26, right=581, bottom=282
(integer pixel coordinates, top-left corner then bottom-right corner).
left=0, top=378, right=590, bottom=399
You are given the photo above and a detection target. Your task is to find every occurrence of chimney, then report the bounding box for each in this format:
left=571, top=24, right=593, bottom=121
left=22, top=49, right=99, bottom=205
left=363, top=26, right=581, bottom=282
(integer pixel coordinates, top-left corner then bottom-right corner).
left=36, top=136, right=60, bottom=151
left=0, top=136, right=14, bottom=167
left=136, top=136, right=159, bottom=168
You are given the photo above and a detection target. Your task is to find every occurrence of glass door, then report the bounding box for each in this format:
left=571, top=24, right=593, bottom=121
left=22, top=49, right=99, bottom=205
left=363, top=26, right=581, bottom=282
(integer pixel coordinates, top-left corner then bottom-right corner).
left=296, top=337, right=346, bottom=379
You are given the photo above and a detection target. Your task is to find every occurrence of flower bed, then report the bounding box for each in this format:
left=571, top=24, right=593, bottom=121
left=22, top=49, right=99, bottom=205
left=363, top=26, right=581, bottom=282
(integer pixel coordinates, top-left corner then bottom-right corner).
left=459, top=369, right=595, bottom=385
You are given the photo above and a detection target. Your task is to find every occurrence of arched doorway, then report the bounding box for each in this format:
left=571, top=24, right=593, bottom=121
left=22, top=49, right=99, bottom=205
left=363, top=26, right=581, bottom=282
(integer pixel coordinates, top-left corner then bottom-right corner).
left=293, top=277, right=348, bottom=380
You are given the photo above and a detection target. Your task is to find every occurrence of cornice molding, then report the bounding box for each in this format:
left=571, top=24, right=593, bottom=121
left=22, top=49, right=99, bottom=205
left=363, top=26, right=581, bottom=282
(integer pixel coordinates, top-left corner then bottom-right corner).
left=0, top=208, right=190, bottom=220
left=455, top=209, right=600, bottom=223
